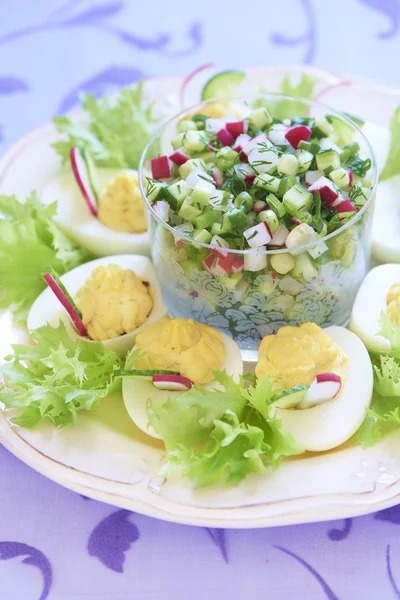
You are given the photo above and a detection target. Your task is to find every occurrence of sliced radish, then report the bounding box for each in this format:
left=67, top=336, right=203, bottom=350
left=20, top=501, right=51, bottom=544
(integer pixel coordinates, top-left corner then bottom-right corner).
left=70, top=147, right=98, bottom=217
left=205, top=117, right=226, bottom=133
left=251, top=199, right=267, bottom=214
left=153, top=201, right=170, bottom=221
left=212, top=166, right=224, bottom=187
left=243, top=134, right=269, bottom=157
left=234, top=133, right=251, bottom=153
left=347, top=169, right=353, bottom=187
left=291, top=217, right=302, bottom=226
left=151, top=155, right=172, bottom=179
left=335, top=200, right=357, bottom=213
left=152, top=374, right=193, bottom=391
left=248, top=147, right=279, bottom=174
left=226, top=121, right=246, bottom=138
left=217, top=128, right=235, bottom=146
left=244, top=248, right=268, bottom=272
left=244, top=222, right=272, bottom=248
left=169, top=149, right=189, bottom=166
left=216, top=254, right=234, bottom=275
left=180, top=62, right=214, bottom=109
left=309, top=176, right=340, bottom=205
left=285, top=125, right=312, bottom=149
left=268, top=223, right=289, bottom=247
left=268, top=124, right=290, bottom=146
left=231, top=256, right=245, bottom=273
left=299, top=373, right=342, bottom=409
left=233, top=163, right=256, bottom=181
left=210, top=235, right=230, bottom=257
left=204, top=253, right=217, bottom=273
left=305, top=170, right=324, bottom=187
left=43, top=273, right=88, bottom=337
left=186, top=168, right=213, bottom=189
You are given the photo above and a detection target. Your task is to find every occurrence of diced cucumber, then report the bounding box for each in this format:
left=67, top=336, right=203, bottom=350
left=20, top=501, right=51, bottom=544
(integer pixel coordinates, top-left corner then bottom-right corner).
left=297, top=150, right=314, bottom=174
left=178, top=197, right=202, bottom=222
left=211, top=221, right=224, bottom=235
left=307, top=241, right=328, bottom=260
left=329, top=168, right=350, bottom=189
left=180, top=259, right=198, bottom=279
left=195, top=210, right=221, bottom=229
left=146, top=179, right=166, bottom=203
left=254, top=174, right=281, bottom=194
left=292, top=254, right=318, bottom=280
left=191, top=180, right=215, bottom=207
left=192, top=228, right=212, bottom=244
left=273, top=386, right=308, bottom=409
left=327, top=115, right=355, bottom=145
left=178, top=120, right=197, bottom=133
left=220, top=272, right=243, bottom=291
left=165, top=180, right=191, bottom=208
left=270, top=252, right=295, bottom=274
left=267, top=193, right=286, bottom=218
left=314, top=117, right=334, bottom=137
left=171, top=133, right=185, bottom=150
left=283, top=184, right=313, bottom=214
left=183, top=130, right=208, bottom=153
left=248, top=107, right=273, bottom=130
left=223, top=208, right=249, bottom=232
left=257, top=209, right=279, bottom=233
left=201, top=70, right=245, bottom=100
left=192, top=151, right=216, bottom=164
left=215, top=147, right=239, bottom=171
left=316, top=150, right=341, bottom=172
left=279, top=175, right=298, bottom=198
left=340, top=142, right=360, bottom=163
left=277, top=153, right=298, bottom=176
left=179, top=159, right=206, bottom=179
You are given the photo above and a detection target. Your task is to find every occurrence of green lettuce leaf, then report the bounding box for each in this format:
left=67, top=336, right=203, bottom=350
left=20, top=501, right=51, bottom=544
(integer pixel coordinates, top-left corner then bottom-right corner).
left=0, top=193, right=90, bottom=320
left=0, top=322, right=121, bottom=428
left=147, top=372, right=304, bottom=488
left=275, top=73, right=319, bottom=120
left=379, top=105, right=400, bottom=181
left=53, top=83, right=160, bottom=169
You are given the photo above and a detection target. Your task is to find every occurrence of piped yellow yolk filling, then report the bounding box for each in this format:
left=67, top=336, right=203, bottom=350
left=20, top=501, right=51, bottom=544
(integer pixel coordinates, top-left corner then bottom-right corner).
left=97, top=172, right=147, bottom=234
left=387, top=284, right=400, bottom=323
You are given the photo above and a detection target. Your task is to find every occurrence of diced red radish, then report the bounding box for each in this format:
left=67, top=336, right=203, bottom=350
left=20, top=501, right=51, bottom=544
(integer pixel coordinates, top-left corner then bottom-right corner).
left=245, top=174, right=256, bottom=184
left=217, top=128, right=235, bottom=146
left=212, top=167, right=224, bottom=187
left=169, top=149, right=189, bottom=166
left=251, top=200, right=267, bottom=214
left=226, top=121, right=246, bottom=138
left=233, top=163, right=255, bottom=181
left=248, top=146, right=279, bottom=174
left=299, top=372, right=342, bottom=408
left=319, top=137, right=342, bottom=153
left=152, top=374, right=193, bottom=391
left=231, top=256, right=244, bottom=273
left=243, top=133, right=269, bottom=157
left=204, top=254, right=217, bottom=273
left=70, top=147, right=98, bottom=217
left=216, top=254, right=234, bottom=275
left=210, top=235, right=230, bottom=257
left=285, top=125, right=312, bottom=149
left=305, top=170, right=324, bottom=187
left=309, top=176, right=340, bottom=205
left=268, top=124, right=290, bottom=146
left=186, top=168, right=213, bottom=189
left=335, top=200, right=357, bottom=213
left=43, top=273, right=88, bottom=337
left=244, top=248, right=268, bottom=272
left=347, top=169, right=353, bottom=187
left=151, top=155, right=172, bottom=179
left=205, top=117, right=226, bottom=133
left=268, top=223, right=289, bottom=247
left=244, top=222, right=272, bottom=248
left=291, top=217, right=302, bottom=225
left=234, top=133, right=251, bottom=153
left=153, top=200, right=170, bottom=221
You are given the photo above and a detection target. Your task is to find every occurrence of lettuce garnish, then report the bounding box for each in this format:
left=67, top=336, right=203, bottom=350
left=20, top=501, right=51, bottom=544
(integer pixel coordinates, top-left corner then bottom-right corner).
left=147, top=371, right=304, bottom=488
left=379, top=105, right=400, bottom=181
left=0, top=193, right=90, bottom=320
left=0, top=322, right=121, bottom=428
left=52, top=83, right=160, bottom=169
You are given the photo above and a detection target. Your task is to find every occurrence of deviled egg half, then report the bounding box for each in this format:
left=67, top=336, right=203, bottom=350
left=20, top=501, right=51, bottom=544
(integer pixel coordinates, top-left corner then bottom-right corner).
left=350, top=263, right=400, bottom=353
left=255, top=323, right=373, bottom=451
left=122, top=317, right=243, bottom=439
left=28, top=255, right=167, bottom=356
left=41, top=148, right=150, bottom=256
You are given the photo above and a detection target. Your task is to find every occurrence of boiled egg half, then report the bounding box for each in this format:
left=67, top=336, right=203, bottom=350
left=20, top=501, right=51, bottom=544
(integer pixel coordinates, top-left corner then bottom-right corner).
left=27, top=255, right=167, bottom=356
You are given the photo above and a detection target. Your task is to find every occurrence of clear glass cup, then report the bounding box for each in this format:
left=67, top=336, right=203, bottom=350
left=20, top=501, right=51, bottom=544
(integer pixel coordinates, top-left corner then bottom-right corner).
left=139, top=93, right=377, bottom=361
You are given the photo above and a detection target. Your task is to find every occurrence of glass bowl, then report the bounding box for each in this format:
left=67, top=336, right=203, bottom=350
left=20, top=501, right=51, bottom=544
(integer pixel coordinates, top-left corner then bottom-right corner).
left=139, top=93, right=377, bottom=361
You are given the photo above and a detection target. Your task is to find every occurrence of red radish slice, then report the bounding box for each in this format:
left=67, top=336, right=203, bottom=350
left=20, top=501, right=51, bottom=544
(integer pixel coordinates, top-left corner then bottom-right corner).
left=285, top=125, right=312, bottom=150
left=169, top=150, right=189, bottom=166
left=291, top=217, right=302, bottom=225
left=251, top=200, right=267, bottom=214
left=347, top=169, right=353, bottom=187
left=231, top=256, right=245, bottom=273
left=335, top=200, right=357, bottom=213
left=216, top=254, right=234, bottom=275
left=300, top=372, right=342, bottom=408
left=268, top=223, right=289, bottom=247
left=212, top=167, right=224, bottom=187
left=152, top=374, right=193, bottom=391
left=245, top=174, right=256, bottom=184
left=70, top=147, right=98, bottom=217
left=205, top=117, right=226, bottom=133
left=243, top=134, right=269, bottom=156
left=217, top=128, right=235, bottom=146
left=180, top=62, right=214, bottom=109
left=151, top=155, right=172, bottom=179
left=226, top=121, right=246, bottom=138
left=234, top=133, right=251, bottom=152
left=309, top=176, right=339, bottom=204
left=43, top=273, right=88, bottom=337
left=210, top=235, right=230, bottom=258
left=204, top=253, right=217, bottom=272
left=244, top=222, right=272, bottom=248
left=305, top=170, right=324, bottom=187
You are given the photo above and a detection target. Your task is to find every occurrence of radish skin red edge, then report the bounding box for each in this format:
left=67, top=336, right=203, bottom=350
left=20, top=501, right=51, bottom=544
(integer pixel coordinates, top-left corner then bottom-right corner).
left=70, top=147, right=98, bottom=217
left=43, top=273, right=88, bottom=337
left=152, top=374, right=193, bottom=391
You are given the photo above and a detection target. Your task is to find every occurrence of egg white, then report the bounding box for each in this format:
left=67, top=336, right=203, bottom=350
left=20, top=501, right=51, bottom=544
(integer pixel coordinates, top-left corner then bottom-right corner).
left=274, top=326, right=373, bottom=452
left=372, top=175, right=400, bottom=263
left=40, top=167, right=150, bottom=257
left=27, top=254, right=168, bottom=356
left=122, top=332, right=244, bottom=439
left=361, top=122, right=390, bottom=176
left=349, top=263, right=400, bottom=353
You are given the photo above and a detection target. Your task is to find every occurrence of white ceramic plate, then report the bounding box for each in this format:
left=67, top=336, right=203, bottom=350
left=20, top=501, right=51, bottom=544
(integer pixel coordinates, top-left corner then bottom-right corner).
left=1, top=65, right=400, bottom=528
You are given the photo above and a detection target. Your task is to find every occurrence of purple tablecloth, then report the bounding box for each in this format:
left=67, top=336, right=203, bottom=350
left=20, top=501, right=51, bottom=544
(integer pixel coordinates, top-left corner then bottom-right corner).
left=2, top=1, right=400, bottom=598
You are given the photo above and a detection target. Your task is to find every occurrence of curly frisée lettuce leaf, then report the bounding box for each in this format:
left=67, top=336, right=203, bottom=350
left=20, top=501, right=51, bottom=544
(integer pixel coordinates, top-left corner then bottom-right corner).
left=272, top=73, right=319, bottom=120
left=147, top=371, right=304, bottom=488
left=53, top=83, right=160, bottom=169
left=0, top=322, right=122, bottom=428
left=0, top=193, right=90, bottom=320
left=379, top=105, right=400, bottom=182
